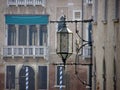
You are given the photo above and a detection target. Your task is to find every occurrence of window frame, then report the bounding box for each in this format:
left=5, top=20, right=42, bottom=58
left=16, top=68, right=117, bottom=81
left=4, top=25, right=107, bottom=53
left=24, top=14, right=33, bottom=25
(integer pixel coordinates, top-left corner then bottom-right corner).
left=29, top=25, right=38, bottom=46
left=5, top=65, right=16, bottom=89
left=114, top=0, right=119, bottom=19
left=7, top=24, right=17, bottom=45
left=39, top=25, right=47, bottom=46
left=113, top=0, right=119, bottom=22
left=73, top=10, right=82, bottom=20
left=103, top=59, right=106, bottom=90
left=18, top=25, right=27, bottom=45
left=7, top=24, right=48, bottom=46
left=38, top=65, right=48, bottom=89
left=93, top=0, right=98, bottom=24
left=113, top=59, right=116, bottom=90
left=102, top=0, right=108, bottom=24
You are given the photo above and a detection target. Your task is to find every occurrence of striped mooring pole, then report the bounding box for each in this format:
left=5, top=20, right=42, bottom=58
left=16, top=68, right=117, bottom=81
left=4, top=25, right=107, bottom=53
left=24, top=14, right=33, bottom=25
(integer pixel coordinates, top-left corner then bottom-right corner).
left=25, top=67, right=29, bottom=90
left=59, top=66, right=63, bottom=90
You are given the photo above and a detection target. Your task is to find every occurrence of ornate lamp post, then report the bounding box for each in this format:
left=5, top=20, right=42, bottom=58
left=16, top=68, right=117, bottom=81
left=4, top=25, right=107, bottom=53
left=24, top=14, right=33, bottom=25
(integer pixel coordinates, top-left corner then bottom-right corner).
left=56, top=16, right=73, bottom=68
left=50, top=15, right=93, bottom=90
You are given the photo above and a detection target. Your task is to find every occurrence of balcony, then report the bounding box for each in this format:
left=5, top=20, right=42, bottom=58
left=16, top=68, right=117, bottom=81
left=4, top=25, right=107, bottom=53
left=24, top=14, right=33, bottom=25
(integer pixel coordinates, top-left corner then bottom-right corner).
left=2, top=46, right=48, bottom=59
left=7, top=0, right=46, bottom=7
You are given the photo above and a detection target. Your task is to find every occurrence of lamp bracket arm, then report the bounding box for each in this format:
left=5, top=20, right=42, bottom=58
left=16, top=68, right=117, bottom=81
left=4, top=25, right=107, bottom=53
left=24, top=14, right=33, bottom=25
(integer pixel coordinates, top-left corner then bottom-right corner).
left=76, top=31, right=89, bottom=42
left=50, top=19, right=93, bottom=24
left=75, top=72, right=91, bottom=86
left=77, top=42, right=89, bottom=53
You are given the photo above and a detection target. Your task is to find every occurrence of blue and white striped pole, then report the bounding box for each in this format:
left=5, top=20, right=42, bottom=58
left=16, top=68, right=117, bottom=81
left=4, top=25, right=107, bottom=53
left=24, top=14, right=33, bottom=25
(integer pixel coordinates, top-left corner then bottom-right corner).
left=25, top=67, right=29, bottom=90
left=59, top=66, right=63, bottom=90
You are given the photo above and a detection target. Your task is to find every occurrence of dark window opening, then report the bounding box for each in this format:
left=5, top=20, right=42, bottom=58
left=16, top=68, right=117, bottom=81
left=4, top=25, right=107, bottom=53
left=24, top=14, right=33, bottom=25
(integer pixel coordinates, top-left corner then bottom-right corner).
left=6, top=66, right=15, bottom=89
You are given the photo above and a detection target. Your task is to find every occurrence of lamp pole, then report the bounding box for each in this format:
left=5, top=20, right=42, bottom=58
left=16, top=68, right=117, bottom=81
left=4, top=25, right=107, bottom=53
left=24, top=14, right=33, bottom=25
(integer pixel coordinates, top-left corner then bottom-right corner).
left=89, top=41, right=93, bottom=90
left=50, top=15, right=93, bottom=90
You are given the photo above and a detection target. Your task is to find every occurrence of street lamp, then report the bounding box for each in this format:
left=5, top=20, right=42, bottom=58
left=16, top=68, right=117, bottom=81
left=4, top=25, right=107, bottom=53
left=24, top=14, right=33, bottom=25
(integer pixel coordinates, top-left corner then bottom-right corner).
left=50, top=15, right=93, bottom=90
left=56, top=16, right=73, bottom=68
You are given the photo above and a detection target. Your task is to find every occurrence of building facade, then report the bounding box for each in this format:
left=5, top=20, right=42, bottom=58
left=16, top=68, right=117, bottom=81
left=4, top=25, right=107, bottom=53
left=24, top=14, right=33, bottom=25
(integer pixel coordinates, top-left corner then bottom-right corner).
left=0, top=0, right=92, bottom=90
left=92, top=0, right=120, bottom=90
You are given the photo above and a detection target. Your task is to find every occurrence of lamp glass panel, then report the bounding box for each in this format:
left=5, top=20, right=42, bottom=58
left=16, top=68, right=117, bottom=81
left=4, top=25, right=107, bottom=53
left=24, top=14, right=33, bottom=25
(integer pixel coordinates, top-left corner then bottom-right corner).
left=68, top=33, right=73, bottom=53
left=56, top=26, right=73, bottom=60
left=60, top=53, right=68, bottom=60
left=60, top=33, right=68, bottom=53
left=57, top=32, right=60, bottom=53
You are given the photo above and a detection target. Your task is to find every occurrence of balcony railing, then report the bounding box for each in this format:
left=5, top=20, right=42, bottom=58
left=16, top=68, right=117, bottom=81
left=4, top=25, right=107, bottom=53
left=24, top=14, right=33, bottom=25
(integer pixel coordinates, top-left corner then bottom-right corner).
left=86, top=0, right=92, bottom=5
left=2, top=46, right=47, bottom=59
left=7, top=0, right=46, bottom=6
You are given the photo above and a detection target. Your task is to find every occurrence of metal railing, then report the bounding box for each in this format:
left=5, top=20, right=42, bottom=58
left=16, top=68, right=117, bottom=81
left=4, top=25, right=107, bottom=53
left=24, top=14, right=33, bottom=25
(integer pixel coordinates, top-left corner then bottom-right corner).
left=7, top=0, right=46, bottom=6
left=86, top=0, right=92, bottom=4
left=2, top=46, right=47, bottom=59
